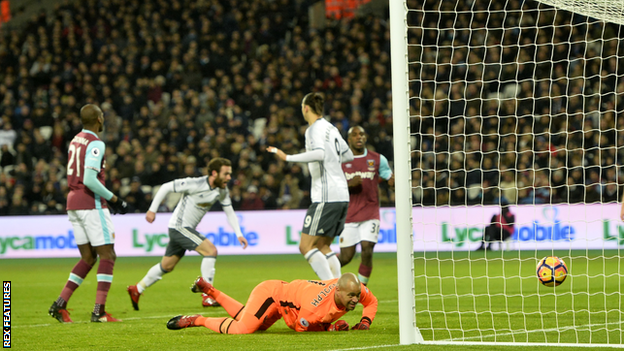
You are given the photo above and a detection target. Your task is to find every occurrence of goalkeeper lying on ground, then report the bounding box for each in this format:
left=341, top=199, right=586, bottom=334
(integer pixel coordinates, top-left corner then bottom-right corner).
left=166, top=272, right=377, bottom=333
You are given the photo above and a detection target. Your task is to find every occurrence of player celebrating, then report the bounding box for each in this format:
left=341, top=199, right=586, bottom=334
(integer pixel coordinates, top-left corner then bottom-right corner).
left=49, top=104, right=128, bottom=323
left=267, top=92, right=353, bottom=280
left=166, top=272, right=377, bottom=333
left=127, top=158, right=248, bottom=310
left=339, top=126, right=393, bottom=285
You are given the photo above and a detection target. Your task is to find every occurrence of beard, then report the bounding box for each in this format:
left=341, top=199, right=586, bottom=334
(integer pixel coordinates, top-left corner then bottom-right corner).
left=213, top=176, right=226, bottom=188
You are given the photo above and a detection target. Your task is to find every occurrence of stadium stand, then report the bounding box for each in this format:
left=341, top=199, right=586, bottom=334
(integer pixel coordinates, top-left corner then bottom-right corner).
left=0, top=0, right=617, bottom=215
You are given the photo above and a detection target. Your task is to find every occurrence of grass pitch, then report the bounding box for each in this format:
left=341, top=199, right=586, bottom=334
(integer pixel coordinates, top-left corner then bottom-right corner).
left=3, top=251, right=623, bottom=350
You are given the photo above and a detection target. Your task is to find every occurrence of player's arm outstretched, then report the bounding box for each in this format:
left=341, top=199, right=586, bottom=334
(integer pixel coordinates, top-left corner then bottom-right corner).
left=145, top=177, right=196, bottom=223
left=222, top=205, right=248, bottom=249
left=83, top=140, right=127, bottom=214
left=352, top=284, right=378, bottom=330
left=265, top=146, right=324, bottom=163
left=291, top=308, right=350, bottom=332
left=266, top=140, right=353, bottom=164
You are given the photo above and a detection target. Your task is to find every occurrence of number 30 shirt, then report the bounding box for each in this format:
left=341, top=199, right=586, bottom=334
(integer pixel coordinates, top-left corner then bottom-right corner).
left=341, top=149, right=392, bottom=223
left=66, top=130, right=108, bottom=210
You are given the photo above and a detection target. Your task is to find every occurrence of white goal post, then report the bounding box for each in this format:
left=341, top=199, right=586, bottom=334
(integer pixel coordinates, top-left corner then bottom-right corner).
left=389, top=0, right=421, bottom=345
left=391, top=0, right=624, bottom=347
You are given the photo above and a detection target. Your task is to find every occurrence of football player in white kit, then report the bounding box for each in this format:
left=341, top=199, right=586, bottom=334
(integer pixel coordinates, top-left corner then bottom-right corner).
left=127, top=157, right=248, bottom=309
left=267, top=92, right=354, bottom=280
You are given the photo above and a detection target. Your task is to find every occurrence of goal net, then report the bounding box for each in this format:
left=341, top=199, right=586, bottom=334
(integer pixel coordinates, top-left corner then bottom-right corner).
left=391, top=0, right=624, bottom=347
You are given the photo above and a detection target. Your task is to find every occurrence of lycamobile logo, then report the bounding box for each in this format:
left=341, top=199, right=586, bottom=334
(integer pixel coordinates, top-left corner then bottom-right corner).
left=512, top=207, right=574, bottom=241
left=132, top=228, right=258, bottom=252
left=441, top=222, right=482, bottom=247
left=603, top=219, right=624, bottom=245
left=0, top=232, right=77, bottom=254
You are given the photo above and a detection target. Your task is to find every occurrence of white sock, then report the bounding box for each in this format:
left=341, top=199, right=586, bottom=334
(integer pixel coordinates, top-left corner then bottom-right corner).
left=137, top=263, right=168, bottom=294
left=325, top=252, right=341, bottom=278
left=201, top=256, right=216, bottom=284
left=304, top=249, right=333, bottom=280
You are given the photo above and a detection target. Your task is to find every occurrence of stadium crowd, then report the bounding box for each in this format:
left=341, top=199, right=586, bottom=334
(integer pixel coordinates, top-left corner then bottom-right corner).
left=408, top=0, right=624, bottom=207
left=0, top=0, right=621, bottom=216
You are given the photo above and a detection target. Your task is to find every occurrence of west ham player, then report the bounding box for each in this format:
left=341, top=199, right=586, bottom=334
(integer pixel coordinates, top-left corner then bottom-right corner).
left=267, top=92, right=354, bottom=280
left=49, top=104, right=128, bottom=323
left=339, top=126, right=393, bottom=285
left=127, top=157, right=248, bottom=310
left=166, top=272, right=377, bottom=333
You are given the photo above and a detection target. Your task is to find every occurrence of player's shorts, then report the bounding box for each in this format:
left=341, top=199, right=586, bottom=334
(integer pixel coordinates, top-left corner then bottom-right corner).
left=165, top=227, right=206, bottom=257
left=339, top=219, right=380, bottom=248
left=301, top=202, right=349, bottom=238
left=68, top=209, right=115, bottom=247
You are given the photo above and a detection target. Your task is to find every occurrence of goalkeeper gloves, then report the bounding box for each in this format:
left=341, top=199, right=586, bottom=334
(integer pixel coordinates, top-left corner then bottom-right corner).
left=327, top=320, right=349, bottom=331
left=351, top=317, right=372, bottom=330
left=108, top=196, right=128, bottom=214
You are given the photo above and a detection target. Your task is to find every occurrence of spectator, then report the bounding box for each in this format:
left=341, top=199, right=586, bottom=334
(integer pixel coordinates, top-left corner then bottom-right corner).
left=125, top=177, right=149, bottom=213
left=0, top=0, right=619, bottom=214
left=240, top=185, right=264, bottom=211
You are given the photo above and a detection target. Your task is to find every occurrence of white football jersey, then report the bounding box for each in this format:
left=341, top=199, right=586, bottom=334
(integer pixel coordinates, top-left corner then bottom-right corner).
left=305, top=118, right=351, bottom=203
left=168, top=176, right=231, bottom=228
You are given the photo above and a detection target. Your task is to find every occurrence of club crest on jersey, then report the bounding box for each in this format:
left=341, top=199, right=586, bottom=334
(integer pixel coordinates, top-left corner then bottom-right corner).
left=300, top=318, right=309, bottom=327
left=367, top=159, right=375, bottom=171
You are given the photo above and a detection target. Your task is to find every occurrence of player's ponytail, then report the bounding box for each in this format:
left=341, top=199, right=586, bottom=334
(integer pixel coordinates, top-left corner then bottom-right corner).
left=303, top=92, right=325, bottom=116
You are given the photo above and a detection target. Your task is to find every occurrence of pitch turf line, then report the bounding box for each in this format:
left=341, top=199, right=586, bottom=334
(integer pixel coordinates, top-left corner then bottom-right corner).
left=16, top=311, right=220, bottom=328
left=442, top=320, right=624, bottom=342
left=23, top=299, right=401, bottom=329
left=330, top=345, right=401, bottom=351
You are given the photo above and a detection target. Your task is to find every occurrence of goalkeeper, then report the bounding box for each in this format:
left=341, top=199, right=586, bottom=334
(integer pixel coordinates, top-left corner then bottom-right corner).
left=166, top=272, right=377, bottom=333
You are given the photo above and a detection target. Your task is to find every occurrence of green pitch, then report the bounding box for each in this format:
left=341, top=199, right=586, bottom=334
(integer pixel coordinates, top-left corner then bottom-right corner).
left=3, top=252, right=622, bottom=350
left=415, top=250, right=624, bottom=346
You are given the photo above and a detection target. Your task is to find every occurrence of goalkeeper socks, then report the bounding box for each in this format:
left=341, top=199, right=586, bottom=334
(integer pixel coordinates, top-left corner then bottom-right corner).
left=304, top=249, right=334, bottom=280
left=210, top=288, right=244, bottom=319
left=95, top=259, right=115, bottom=312
left=358, top=263, right=372, bottom=285
left=59, top=259, right=93, bottom=307
left=137, top=263, right=169, bottom=294
left=200, top=317, right=252, bottom=334
left=201, top=256, right=217, bottom=284
left=325, top=252, right=341, bottom=278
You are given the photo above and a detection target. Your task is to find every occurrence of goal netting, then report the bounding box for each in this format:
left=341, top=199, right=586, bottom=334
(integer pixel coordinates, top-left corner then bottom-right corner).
left=390, top=0, right=624, bottom=346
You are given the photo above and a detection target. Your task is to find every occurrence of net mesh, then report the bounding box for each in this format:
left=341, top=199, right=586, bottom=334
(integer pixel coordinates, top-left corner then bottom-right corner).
left=535, top=0, right=624, bottom=26
left=406, top=0, right=624, bottom=344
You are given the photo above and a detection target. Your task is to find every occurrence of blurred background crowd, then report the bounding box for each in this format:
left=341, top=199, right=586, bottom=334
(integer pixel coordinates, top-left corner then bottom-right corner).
left=0, top=0, right=622, bottom=216
left=408, top=0, right=624, bottom=207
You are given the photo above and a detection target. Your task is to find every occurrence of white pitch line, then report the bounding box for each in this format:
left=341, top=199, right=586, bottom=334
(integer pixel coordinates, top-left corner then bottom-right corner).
left=440, top=320, right=624, bottom=342
left=329, top=345, right=401, bottom=351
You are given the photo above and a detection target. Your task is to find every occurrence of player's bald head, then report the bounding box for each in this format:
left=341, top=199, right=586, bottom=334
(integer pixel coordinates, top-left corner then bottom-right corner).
left=337, top=272, right=361, bottom=292
left=80, top=104, right=103, bottom=127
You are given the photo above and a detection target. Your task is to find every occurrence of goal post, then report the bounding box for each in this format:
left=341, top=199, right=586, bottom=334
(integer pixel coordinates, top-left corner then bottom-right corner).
left=389, top=0, right=421, bottom=345
left=391, top=0, right=624, bottom=347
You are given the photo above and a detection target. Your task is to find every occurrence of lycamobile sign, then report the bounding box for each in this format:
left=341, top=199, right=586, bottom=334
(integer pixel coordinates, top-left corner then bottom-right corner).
left=603, top=219, right=624, bottom=245
left=0, top=231, right=77, bottom=254
left=132, top=226, right=259, bottom=252
left=0, top=205, right=621, bottom=258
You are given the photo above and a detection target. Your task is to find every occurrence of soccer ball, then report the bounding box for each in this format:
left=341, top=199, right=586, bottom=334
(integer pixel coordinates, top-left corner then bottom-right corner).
left=536, top=256, right=568, bottom=287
